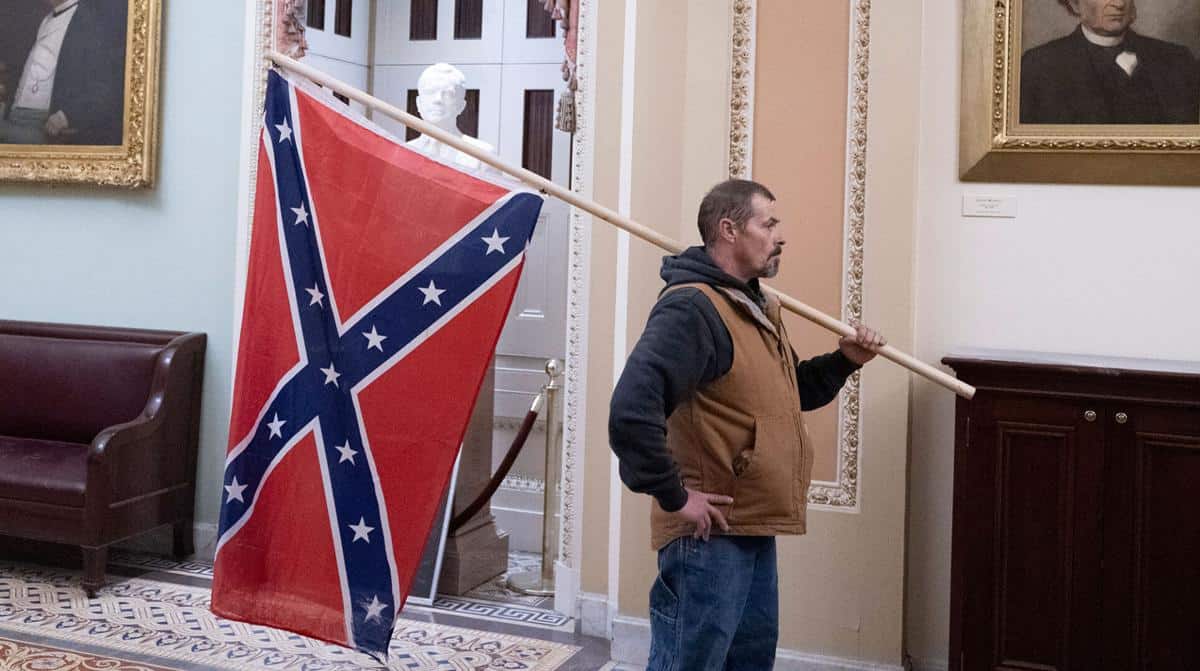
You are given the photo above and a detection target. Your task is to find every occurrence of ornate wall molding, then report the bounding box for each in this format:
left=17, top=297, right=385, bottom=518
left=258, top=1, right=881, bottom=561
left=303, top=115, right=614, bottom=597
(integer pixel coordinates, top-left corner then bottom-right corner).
left=244, top=1, right=274, bottom=254
left=811, top=0, right=871, bottom=509
left=727, top=0, right=756, bottom=179
left=560, top=0, right=594, bottom=574
left=729, top=0, right=872, bottom=509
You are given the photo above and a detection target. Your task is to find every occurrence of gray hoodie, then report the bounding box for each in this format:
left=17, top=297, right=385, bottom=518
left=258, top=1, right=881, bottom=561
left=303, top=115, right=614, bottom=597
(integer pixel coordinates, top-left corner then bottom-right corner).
left=608, top=246, right=859, bottom=512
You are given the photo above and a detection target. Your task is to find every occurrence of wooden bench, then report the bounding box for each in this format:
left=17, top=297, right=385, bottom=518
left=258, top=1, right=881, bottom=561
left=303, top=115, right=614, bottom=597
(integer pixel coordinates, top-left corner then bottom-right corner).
left=0, top=320, right=205, bottom=596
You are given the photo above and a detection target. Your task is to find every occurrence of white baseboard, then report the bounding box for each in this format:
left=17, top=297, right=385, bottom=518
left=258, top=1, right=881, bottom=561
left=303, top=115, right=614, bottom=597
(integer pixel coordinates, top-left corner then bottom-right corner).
left=611, top=615, right=651, bottom=667
left=774, top=648, right=905, bottom=671
left=909, top=657, right=947, bottom=671
left=553, top=561, right=579, bottom=616
left=579, top=591, right=609, bottom=638
left=609, top=615, right=904, bottom=671
left=194, top=522, right=218, bottom=561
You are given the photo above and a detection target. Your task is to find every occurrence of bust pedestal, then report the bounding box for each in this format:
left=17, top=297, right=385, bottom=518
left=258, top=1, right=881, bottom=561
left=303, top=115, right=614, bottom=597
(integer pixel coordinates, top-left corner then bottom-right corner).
left=436, top=361, right=509, bottom=595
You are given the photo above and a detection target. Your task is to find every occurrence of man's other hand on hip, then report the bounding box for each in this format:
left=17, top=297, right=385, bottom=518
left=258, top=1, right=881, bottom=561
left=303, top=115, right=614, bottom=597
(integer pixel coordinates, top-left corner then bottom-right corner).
left=677, top=488, right=733, bottom=541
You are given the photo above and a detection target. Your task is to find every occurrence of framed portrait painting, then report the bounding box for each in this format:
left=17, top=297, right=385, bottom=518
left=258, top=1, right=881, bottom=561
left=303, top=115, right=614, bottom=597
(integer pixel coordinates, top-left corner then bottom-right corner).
left=961, top=0, right=1200, bottom=184
left=0, top=0, right=162, bottom=187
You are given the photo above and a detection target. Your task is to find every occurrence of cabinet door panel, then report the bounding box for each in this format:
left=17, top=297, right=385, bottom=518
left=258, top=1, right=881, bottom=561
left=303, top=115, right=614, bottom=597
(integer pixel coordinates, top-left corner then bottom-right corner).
left=958, top=395, right=1104, bottom=671
left=1104, top=404, right=1200, bottom=671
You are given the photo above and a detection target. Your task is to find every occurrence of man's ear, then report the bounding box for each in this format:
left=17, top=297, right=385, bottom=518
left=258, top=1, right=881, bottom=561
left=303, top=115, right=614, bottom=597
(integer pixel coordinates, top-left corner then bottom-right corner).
left=718, top=217, right=739, bottom=242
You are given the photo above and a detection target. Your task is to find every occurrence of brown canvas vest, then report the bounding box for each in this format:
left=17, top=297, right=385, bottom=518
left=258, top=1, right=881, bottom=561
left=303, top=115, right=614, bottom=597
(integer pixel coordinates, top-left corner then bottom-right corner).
left=650, top=283, right=814, bottom=550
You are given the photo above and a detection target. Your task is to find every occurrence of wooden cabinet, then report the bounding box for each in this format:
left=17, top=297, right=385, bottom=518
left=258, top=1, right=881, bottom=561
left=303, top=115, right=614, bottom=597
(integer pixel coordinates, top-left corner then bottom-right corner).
left=944, top=352, right=1200, bottom=671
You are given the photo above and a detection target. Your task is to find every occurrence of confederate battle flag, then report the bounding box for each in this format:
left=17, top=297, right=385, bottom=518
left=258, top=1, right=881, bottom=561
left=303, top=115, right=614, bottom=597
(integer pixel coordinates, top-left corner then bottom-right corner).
left=210, top=70, right=542, bottom=659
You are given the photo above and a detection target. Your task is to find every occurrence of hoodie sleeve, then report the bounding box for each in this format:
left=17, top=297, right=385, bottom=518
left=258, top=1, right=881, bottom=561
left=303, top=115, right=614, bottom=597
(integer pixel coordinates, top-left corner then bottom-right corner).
left=794, top=350, right=861, bottom=411
left=609, top=288, right=727, bottom=512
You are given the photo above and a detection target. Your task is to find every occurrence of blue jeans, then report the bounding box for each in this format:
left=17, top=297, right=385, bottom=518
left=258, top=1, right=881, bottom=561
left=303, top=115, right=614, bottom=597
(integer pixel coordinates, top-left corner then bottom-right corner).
left=647, top=535, right=778, bottom=671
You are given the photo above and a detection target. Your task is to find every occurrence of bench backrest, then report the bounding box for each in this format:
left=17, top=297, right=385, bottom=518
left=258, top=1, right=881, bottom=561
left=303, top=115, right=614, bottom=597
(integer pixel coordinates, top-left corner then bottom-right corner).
left=0, top=334, right=163, bottom=444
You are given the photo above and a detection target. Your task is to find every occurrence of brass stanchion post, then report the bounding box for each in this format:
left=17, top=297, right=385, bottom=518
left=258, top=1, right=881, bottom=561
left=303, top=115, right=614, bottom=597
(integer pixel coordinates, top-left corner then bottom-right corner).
left=507, top=359, right=562, bottom=596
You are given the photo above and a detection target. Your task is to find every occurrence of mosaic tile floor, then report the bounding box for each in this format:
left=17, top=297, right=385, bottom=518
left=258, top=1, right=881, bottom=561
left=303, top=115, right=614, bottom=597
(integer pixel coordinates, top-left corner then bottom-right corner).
left=460, top=551, right=555, bottom=609
left=0, top=559, right=590, bottom=670
left=0, top=634, right=177, bottom=671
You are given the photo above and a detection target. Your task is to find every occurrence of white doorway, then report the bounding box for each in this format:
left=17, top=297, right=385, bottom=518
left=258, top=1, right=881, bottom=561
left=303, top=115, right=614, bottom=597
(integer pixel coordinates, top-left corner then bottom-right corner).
left=301, top=0, right=574, bottom=604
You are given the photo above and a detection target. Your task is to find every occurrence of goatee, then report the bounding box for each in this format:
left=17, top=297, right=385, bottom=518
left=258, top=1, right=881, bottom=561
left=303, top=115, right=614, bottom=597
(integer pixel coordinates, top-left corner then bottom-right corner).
left=763, top=258, right=781, bottom=278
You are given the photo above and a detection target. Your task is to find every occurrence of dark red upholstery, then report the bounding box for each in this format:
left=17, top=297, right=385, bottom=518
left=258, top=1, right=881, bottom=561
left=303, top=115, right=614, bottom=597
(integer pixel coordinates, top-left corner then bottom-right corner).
left=0, top=436, right=88, bottom=506
left=0, top=320, right=206, bottom=596
left=0, top=335, right=161, bottom=444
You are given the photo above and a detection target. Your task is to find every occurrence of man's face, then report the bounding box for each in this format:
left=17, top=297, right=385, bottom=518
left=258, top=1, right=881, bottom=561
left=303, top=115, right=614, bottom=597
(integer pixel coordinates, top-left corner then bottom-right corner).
left=731, top=194, right=784, bottom=280
left=1071, top=0, right=1136, bottom=36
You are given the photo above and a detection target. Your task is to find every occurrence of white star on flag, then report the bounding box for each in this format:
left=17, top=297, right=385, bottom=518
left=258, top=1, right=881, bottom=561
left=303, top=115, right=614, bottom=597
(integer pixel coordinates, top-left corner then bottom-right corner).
left=349, top=517, right=375, bottom=543
left=320, top=363, right=341, bottom=388
left=481, top=228, right=510, bottom=255
left=364, top=595, right=388, bottom=623
left=362, top=325, right=387, bottom=351
left=292, top=202, right=309, bottom=226
left=306, top=284, right=325, bottom=307
left=266, top=413, right=286, bottom=439
left=275, top=118, right=292, bottom=143
left=224, top=477, right=248, bottom=503
left=419, top=280, right=445, bottom=306
left=335, top=440, right=358, bottom=465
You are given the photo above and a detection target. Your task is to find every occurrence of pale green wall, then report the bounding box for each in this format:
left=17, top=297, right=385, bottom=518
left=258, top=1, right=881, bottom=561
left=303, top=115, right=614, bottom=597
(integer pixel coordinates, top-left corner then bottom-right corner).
left=0, top=2, right=246, bottom=531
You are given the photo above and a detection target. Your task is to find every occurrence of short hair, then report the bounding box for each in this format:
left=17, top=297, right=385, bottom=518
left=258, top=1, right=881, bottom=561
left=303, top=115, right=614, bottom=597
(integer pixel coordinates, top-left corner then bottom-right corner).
left=697, top=179, right=776, bottom=246
left=1057, top=0, right=1079, bottom=16
left=417, top=63, right=467, bottom=94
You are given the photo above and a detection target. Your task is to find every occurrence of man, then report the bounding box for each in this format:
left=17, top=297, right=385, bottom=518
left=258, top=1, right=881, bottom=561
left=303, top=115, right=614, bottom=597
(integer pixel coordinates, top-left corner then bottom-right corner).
left=1020, top=0, right=1200, bottom=124
left=0, top=4, right=44, bottom=120
left=0, top=0, right=127, bottom=145
left=609, top=179, right=885, bottom=670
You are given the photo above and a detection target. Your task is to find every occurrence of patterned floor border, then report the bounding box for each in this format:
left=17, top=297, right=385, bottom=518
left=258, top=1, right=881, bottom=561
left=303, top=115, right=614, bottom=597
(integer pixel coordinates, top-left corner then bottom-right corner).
left=408, top=595, right=574, bottom=632
left=107, top=550, right=573, bottom=631
left=109, top=552, right=215, bottom=580
left=462, top=551, right=555, bottom=609
left=0, top=561, right=579, bottom=670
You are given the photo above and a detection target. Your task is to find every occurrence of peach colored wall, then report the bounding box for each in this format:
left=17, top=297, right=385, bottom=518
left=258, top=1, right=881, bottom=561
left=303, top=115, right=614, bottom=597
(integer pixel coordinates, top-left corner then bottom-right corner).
left=595, top=1, right=917, bottom=664
left=752, top=1, right=850, bottom=481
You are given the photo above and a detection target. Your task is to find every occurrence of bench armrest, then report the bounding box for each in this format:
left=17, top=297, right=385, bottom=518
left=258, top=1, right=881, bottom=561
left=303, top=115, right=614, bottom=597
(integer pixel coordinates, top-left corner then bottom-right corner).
left=87, top=332, right=206, bottom=503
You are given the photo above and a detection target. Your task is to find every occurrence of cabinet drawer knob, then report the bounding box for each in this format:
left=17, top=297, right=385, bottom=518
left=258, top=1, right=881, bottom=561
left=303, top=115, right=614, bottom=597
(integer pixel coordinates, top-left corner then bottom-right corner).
left=1084, top=410, right=1097, bottom=422
left=1115, top=412, right=1128, bottom=424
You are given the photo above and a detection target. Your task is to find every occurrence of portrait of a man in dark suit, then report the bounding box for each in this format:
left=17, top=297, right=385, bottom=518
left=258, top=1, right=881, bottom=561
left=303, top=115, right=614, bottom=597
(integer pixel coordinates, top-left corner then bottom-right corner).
left=1020, top=0, right=1200, bottom=124
left=0, top=0, right=129, bottom=146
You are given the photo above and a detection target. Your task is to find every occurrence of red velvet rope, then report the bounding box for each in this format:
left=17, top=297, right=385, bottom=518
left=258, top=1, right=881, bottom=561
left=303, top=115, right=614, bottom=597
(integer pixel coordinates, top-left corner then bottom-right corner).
left=448, top=404, right=542, bottom=533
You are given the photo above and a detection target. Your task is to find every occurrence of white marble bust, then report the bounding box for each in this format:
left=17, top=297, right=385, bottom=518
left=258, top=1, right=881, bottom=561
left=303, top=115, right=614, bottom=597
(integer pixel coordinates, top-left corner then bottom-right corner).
left=405, top=63, right=497, bottom=175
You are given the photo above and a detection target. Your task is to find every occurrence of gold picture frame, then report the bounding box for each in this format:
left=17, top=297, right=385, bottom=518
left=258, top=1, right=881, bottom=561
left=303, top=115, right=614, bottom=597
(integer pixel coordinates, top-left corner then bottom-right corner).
left=961, top=0, right=1200, bottom=185
left=0, top=0, right=162, bottom=187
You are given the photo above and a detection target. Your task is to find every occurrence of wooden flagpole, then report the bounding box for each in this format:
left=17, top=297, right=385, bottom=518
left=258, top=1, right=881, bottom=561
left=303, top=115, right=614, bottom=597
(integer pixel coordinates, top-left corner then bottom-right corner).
left=265, top=51, right=975, bottom=400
